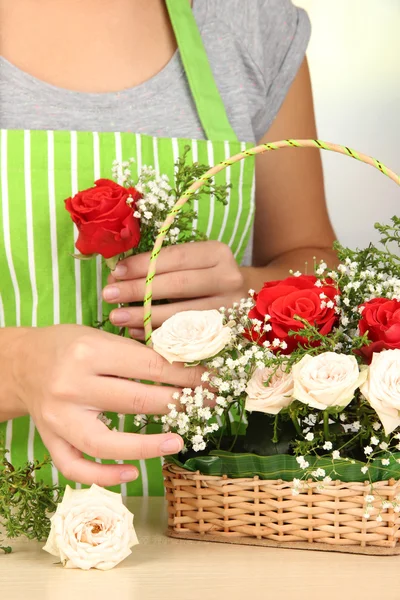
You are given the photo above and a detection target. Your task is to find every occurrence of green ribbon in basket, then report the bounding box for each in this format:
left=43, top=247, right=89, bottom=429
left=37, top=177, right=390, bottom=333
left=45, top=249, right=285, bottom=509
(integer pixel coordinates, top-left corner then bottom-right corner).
left=166, top=451, right=400, bottom=483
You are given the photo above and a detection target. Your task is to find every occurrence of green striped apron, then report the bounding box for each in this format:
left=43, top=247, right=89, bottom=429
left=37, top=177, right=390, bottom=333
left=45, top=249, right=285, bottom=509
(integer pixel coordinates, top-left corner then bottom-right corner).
left=0, top=0, right=255, bottom=495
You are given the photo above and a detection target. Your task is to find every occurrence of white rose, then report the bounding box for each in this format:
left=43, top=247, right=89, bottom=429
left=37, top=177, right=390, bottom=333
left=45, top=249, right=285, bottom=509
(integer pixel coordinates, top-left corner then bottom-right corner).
left=293, top=352, right=367, bottom=410
left=43, top=485, right=138, bottom=570
left=360, top=350, right=400, bottom=435
left=151, top=309, right=231, bottom=363
left=245, top=366, right=294, bottom=414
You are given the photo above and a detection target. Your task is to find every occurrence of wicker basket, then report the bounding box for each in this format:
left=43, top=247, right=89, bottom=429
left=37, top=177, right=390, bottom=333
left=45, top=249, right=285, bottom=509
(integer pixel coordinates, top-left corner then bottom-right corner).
left=143, top=139, right=400, bottom=554
left=163, top=464, right=400, bottom=555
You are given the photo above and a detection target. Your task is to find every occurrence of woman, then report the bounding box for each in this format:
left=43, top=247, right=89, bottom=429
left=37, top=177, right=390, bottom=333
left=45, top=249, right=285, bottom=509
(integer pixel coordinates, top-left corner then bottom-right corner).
left=0, top=0, right=336, bottom=493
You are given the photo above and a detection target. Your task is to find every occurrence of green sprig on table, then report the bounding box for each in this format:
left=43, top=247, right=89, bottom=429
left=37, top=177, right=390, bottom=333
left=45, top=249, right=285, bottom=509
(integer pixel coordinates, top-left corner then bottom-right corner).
left=0, top=443, right=62, bottom=553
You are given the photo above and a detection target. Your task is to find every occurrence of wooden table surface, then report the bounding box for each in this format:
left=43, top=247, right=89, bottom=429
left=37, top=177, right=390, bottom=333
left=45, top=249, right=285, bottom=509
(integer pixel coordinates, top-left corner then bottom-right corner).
left=1, top=497, right=399, bottom=600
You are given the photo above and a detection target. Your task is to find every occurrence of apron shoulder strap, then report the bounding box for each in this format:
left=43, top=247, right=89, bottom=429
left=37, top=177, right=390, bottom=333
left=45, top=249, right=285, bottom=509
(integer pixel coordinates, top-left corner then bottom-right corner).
left=166, top=0, right=239, bottom=142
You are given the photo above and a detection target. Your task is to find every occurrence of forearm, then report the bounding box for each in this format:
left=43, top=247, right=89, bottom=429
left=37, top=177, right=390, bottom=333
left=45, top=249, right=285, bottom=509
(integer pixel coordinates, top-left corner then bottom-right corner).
left=241, top=246, right=338, bottom=292
left=0, top=327, right=29, bottom=421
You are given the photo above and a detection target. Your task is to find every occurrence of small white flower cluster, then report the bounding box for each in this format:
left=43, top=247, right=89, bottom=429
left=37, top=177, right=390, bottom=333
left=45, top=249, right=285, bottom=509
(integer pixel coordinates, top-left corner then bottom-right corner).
left=331, top=258, right=400, bottom=322
left=296, top=455, right=310, bottom=470
left=135, top=167, right=179, bottom=242
left=363, top=494, right=400, bottom=520
left=342, top=420, right=361, bottom=433
left=112, top=160, right=181, bottom=244
left=161, top=387, right=221, bottom=452
left=292, top=478, right=305, bottom=495
left=97, top=413, right=113, bottom=428
left=133, top=414, right=147, bottom=428
left=292, top=472, right=333, bottom=495
left=218, top=295, right=289, bottom=354
left=112, top=158, right=136, bottom=186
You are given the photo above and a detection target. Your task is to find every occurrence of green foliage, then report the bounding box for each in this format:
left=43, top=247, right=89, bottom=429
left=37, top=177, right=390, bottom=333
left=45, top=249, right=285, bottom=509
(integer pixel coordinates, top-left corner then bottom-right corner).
left=134, top=145, right=230, bottom=254
left=173, top=145, right=229, bottom=207
left=334, top=217, right=400, bottom=277
left=0, top=443, right=62, bottom=553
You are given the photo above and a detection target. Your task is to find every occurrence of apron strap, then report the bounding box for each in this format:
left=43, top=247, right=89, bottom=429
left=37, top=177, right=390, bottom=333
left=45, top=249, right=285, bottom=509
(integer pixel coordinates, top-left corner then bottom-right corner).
left=166, top=0, right=239, bottom=142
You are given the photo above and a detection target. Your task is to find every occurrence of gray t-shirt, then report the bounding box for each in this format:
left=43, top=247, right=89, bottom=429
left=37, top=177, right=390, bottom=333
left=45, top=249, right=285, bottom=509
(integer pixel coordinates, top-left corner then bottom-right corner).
left=0, top=0, right=310, bottom=262
left=0, top=0, right=310, bottom=141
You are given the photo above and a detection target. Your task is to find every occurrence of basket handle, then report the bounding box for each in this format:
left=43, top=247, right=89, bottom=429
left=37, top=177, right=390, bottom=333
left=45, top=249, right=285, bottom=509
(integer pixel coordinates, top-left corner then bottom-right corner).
left=143, top=138, right=400, bottom=344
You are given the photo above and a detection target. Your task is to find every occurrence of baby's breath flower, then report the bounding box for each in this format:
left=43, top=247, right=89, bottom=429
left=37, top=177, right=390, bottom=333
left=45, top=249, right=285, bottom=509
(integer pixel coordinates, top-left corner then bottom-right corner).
left=311, top=468, right=325, bottom=478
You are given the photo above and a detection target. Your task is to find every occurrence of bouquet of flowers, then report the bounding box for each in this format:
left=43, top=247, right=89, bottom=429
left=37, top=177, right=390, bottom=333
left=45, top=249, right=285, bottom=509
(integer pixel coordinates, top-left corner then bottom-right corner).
left=65, top=146, right=229, bottom=269
left=154, top=217, right=400, bottom=515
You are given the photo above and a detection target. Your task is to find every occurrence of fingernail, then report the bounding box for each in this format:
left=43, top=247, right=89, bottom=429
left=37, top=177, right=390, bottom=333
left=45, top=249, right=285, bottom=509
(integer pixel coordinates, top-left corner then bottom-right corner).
left=120, top=469, right=138, bottom=482
left=113, top=264, right=127, bottom=278
left=160, top=437, right=183, bottom=455
left=129, top=328, right=145, bottom=339
left=111, top=310, right=130, bottom=325
left=103, top=286, right=120, bottom=301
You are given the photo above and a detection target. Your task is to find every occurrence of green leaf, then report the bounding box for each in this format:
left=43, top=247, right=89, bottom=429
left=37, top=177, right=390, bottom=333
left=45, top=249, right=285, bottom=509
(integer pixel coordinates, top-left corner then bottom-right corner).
left=105, top=255, right=121, bottom=271
left=166, top=451, right=400, bottom=483
left=70, top=253, right=97, bottom=261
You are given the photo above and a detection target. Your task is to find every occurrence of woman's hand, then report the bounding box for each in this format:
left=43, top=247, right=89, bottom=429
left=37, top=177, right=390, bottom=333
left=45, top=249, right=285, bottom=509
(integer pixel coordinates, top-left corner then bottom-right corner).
left=103, top=240, right=247, bottom=339
left=9, top=325, right=203, bottom=486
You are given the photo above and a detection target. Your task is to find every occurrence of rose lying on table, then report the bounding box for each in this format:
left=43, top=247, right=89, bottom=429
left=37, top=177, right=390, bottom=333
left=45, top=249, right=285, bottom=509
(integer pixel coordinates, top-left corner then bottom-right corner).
left=43, top=485, right=138, bottom=570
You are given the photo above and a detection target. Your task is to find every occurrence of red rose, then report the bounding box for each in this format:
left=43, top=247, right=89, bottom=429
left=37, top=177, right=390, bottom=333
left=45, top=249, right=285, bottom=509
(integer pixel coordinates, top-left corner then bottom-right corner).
left=358, top=298, right=400, bottom=362
left=65, top=179, right=142, bottom=259
left=247, top=275, right=338, bottom=353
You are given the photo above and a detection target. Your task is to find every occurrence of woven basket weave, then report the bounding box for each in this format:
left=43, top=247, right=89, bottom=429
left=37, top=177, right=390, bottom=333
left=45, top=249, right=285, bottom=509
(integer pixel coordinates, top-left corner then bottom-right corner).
left=163, top=464, right=400, bottom=555
left=144, top=139, right=400, bottom=554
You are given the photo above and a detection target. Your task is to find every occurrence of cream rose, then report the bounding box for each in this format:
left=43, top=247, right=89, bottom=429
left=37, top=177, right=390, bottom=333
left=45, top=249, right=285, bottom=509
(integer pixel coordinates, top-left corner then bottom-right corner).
left=151, top=309, right=231, bottom=363
left=292, top=352, right=367, bottom=410
left=245, top=366, right=294, bottom=414
left=360, top=350, right=400, bottom=435
left=43, top=485, right=138, bottom=570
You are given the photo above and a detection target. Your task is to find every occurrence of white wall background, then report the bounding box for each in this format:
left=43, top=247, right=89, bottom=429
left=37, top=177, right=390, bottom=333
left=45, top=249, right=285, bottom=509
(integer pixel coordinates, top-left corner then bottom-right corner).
left=295, top=0, right=400, bottom=248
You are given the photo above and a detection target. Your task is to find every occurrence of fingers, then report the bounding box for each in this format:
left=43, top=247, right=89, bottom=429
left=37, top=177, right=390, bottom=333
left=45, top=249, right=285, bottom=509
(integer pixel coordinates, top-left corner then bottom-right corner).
left=61, top=414, right=184, bottom=461
left=85, top=376, right=184, bottom=415
left=104, top=268, right=220, bottom=304
left=110, top=295, right=231, bottom=329
left=108, top=241, right=221, bottom=283
left=89, top=334, right=204, bottom=387
left=48, top=435, right=140, bottom=487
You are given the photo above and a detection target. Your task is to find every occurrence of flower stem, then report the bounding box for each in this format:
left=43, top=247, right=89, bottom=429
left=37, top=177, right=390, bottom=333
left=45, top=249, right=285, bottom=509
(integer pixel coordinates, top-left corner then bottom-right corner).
left=324, top=412, right=331, bottom=440
left=228, top=402, right=245, bottom=452
left=272, top=414, right=279, bottom=444
left=290, top=412, right=302, bottom=436
left=224, top=405, right=233, bottom=440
